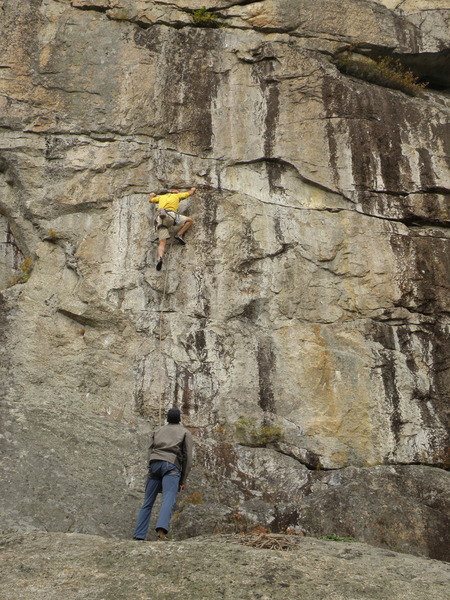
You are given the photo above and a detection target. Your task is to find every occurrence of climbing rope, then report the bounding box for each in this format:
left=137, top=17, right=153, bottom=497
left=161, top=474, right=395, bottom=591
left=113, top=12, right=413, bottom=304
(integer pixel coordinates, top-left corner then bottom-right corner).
left=157, top=237, right=173, bottom=426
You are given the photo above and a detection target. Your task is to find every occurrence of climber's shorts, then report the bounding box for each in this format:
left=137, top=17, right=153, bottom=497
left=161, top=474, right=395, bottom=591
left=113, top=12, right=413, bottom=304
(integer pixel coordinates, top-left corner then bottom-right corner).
left=157, top=214, right=190, bottom=240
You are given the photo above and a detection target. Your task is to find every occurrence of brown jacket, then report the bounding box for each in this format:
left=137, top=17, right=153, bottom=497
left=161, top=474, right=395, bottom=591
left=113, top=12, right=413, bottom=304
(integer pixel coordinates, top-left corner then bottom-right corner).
left=148, top=423, right=193, bottom=485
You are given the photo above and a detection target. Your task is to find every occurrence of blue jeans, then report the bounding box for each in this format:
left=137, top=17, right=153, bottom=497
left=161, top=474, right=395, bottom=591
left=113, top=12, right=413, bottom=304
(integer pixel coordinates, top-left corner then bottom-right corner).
left=133, top=461, right=181, bottom=539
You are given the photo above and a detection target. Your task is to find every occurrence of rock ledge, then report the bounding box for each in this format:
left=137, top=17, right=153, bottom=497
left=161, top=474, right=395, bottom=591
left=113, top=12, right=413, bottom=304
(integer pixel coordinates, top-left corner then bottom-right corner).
left=1, top=531, right=449, bottom=600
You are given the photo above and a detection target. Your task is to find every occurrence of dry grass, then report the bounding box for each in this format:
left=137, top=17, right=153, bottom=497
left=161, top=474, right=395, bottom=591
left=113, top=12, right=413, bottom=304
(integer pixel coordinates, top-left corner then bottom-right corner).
left=334, top=54, right=428, bottom=97
left=238, top=533, right=297, bottom=551
left=201, top=533, right=298, bottom=551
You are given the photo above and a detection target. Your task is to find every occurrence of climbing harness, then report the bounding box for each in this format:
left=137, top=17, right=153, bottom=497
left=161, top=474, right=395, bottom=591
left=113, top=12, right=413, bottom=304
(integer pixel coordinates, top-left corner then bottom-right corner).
left=155, top=208, right=169, bottom=230
left=154, top=209, right=180, bottom=232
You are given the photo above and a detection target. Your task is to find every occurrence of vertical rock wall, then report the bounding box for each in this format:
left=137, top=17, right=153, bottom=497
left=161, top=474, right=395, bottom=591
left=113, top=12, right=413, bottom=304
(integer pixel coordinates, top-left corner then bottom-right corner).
left=1, top=0, right=449, bottom=560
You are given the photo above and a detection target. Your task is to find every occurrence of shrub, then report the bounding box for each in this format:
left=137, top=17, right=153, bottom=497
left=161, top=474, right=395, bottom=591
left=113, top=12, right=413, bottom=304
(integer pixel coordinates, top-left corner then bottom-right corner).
left=192, top=7, right=225, bottom=28
left=334, top=53, right=428, bottom=97
left=6, top=256, right=33, bottom=287
left=231, top=512, right=247, bottom=532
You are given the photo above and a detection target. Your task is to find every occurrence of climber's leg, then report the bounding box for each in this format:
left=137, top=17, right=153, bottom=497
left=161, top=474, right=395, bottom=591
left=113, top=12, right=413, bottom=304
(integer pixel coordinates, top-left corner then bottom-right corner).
left=175, top=215, right=193, bottom=243
left=158, top=238, right=167, bottom=260
left=156, top=225, right=170, bottom=270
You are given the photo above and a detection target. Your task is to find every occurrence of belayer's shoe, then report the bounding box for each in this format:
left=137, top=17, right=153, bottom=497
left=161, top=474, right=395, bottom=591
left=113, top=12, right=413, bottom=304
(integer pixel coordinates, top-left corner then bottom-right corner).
left=174, top=235, right=186, bottom=245
left=156, top=258, right=163, bottom=271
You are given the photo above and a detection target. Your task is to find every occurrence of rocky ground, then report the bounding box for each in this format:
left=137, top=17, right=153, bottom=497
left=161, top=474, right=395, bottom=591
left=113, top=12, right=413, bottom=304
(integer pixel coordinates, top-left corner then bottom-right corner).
left=1, top=531, right=449, bottom=600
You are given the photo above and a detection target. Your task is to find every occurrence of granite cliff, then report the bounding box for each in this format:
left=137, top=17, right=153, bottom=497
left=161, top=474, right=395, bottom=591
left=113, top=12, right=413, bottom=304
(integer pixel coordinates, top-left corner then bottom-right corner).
left=1, top=0, right=449, bottom=562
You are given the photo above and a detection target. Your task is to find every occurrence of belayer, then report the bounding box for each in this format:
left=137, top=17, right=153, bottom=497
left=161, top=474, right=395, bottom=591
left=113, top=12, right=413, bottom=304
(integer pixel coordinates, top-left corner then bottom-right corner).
left=133, top=407, right=193, bottom=541
left=149, top=187, right=197, bottom=271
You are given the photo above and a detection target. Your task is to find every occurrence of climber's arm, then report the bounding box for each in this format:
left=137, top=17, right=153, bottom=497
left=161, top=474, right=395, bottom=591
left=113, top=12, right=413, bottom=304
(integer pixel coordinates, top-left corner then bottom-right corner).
left=176, top=188, right=196, bottom=201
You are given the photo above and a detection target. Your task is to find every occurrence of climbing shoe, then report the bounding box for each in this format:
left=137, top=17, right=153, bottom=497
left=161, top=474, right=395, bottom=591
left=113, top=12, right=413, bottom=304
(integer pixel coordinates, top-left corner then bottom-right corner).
left=156, top=258, right=163, bottom=271
left=174, top=235, right=186, bottom=245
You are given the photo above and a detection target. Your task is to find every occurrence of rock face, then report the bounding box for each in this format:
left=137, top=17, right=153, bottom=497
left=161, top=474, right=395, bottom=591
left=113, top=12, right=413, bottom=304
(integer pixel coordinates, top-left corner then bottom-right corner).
left=0, top=0, right=449, bottom=562
left=1, top=532, right=450, bottom=600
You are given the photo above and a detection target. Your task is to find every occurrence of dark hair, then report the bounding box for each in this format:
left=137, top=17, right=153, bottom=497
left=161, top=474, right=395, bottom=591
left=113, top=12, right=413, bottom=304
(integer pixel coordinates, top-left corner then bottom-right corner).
left=167, top=407, right=181, bottom=424
left=158, top=189, right=170, bottom=195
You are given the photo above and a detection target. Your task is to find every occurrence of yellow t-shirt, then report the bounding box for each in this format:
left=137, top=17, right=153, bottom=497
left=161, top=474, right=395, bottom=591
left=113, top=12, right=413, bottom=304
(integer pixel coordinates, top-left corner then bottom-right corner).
left=151, top=192, right=190, bottom=212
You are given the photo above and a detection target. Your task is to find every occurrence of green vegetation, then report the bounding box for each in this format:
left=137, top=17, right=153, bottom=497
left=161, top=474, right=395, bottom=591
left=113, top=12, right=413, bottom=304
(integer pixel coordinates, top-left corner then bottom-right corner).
left=235, top=416, right=283, bottom=447
left=334, top=53, right=428, bottom=97
left=192, top=7, right=225, bottom=28
left=6, top=256, right=33, bottom=287
left=230, top=511, right=247, bottom=532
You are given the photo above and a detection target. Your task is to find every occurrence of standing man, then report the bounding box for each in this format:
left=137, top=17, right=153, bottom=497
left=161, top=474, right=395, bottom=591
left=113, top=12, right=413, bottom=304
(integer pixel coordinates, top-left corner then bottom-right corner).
left=149, top=187, right=197, bottom=271
left=133, top=407, right=193, bottom=541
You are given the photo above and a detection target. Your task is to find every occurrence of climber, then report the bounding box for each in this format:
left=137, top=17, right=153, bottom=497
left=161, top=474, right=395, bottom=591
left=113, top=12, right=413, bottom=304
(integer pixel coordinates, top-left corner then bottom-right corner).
left=133, top=407, right=193, bottom=541
left=149, top=187, right=197, bottom=271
